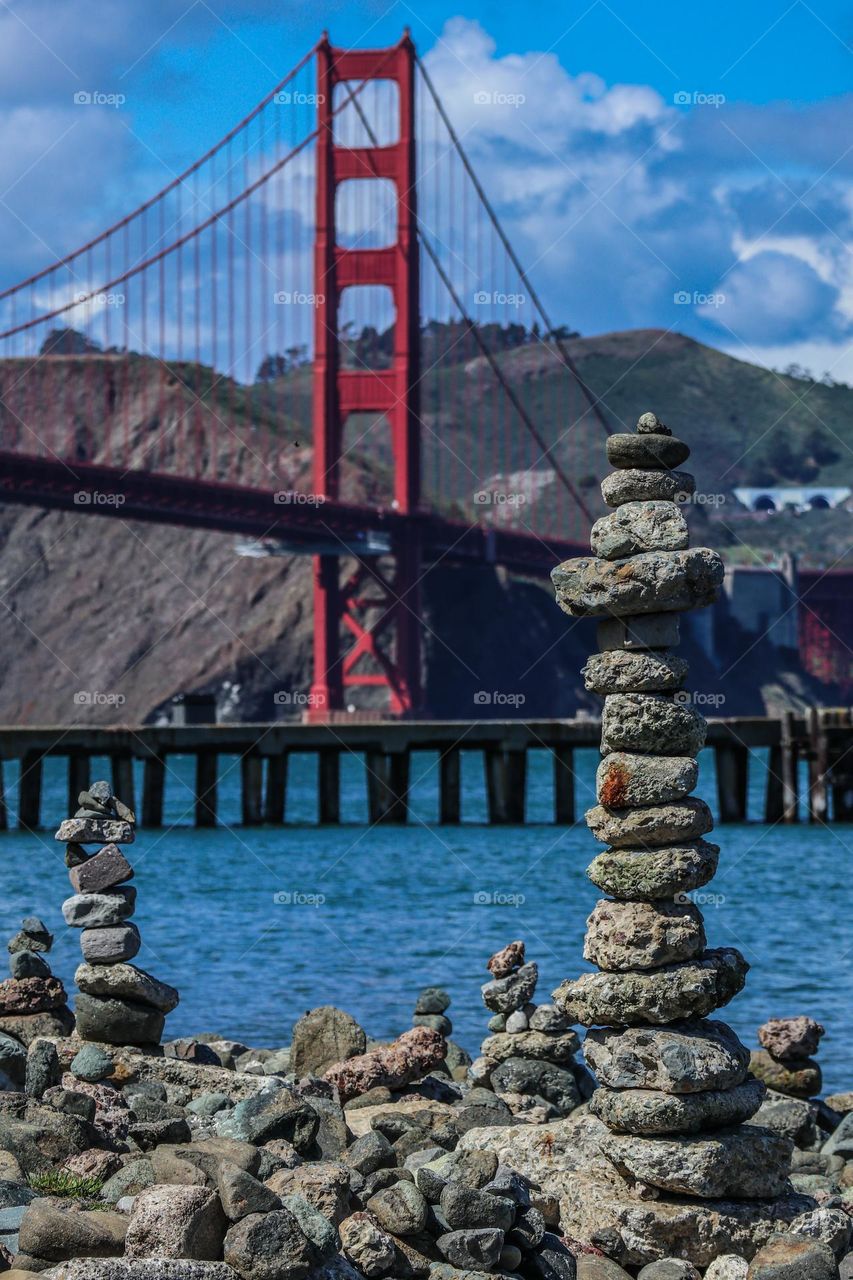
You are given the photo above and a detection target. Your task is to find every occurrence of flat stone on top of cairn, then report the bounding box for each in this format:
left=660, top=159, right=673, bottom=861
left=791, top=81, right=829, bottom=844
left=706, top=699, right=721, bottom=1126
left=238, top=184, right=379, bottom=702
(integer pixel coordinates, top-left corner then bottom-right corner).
left=55, top=780, right=179, bottom=1046
left=548, top=411, right=808, bottom=1266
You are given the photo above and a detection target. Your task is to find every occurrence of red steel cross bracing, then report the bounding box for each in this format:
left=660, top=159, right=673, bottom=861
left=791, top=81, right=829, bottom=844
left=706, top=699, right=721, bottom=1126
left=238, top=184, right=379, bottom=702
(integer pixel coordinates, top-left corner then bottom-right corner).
left=309, top=33, right=423, bottom=718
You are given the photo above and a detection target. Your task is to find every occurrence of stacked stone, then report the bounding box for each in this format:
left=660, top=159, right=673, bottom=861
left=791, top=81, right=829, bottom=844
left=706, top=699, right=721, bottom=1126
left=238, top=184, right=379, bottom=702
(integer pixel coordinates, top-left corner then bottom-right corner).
left=476, top=940, right=585, bottom=1118
left=0, top=917, right=73, bottom=1057
left=549, top=413, right=798, bottom=1248
left=55, top=780, right=179, bottom=1046
left=751, top=1015, right=826, bottom=1100
left=413, top=985, right=453, bottom=1040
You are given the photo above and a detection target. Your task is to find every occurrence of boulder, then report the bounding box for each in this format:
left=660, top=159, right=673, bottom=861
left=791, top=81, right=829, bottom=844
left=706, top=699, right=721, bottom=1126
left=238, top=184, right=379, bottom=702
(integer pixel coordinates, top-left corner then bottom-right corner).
left=601, top=694, right=707, bottom=757
left=339, top=1211, right=396, bottom=1277
left=583, top=1019, right=750, bottom=1093
left=490, top=1058, right=581, bottom=1116
left=596, top=753, right=698, bottom=808
left=552, top=548, right=724, bottom=620
left=289, top=1007, right=367, bottom=1078
left=583, top=899, right=705, bottom=972
left=324, top=1027, right=446, bottom=1103
left=223, top=1208, right=320, bottom=1280
left=599, top=1125, right=793, bottom=1198
left=589, top=1076, right=766, bottom=1135
left=218, top=1089, right=319, bottom=1152
left=587, top=841, right=719, bottom=901
left=125, top=1185, right=226, bottom=1261
left=554, top=948, right=749, bottom=1026
left=18, top=1199, right=127, bottom=1262
left=264, top=1161, right=351, bottom=1226
left=585, top=798, right=714, bottom=849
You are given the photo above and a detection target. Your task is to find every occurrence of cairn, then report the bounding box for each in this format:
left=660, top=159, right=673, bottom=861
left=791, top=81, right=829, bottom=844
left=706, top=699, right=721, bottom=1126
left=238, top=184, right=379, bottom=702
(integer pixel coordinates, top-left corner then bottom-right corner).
left=548, top=413, right=807, bottom=1263
left=751, top=1016, right=826, bottom=1100
left=475, top=940, right=585, bottom=1118
left=0, top=917, right=73, bottom=1059
left=56, top=780, right=179, bottom=1045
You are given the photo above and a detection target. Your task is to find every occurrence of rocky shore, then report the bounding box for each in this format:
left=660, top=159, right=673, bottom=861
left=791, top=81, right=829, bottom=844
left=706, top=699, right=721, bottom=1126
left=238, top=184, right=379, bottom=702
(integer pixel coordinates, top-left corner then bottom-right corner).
left=0, top=414, right=850, bottom=1279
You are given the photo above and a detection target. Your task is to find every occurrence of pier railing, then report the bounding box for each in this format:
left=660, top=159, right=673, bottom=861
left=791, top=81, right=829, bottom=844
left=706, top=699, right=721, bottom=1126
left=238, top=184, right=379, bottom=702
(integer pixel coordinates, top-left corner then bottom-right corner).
left=0, top=711, right=849, bottom=828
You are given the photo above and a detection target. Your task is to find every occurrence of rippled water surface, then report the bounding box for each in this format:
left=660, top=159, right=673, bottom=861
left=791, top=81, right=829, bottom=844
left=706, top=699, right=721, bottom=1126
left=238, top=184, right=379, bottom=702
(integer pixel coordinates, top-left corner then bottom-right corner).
left=2, top=746, right=850, bottom=1093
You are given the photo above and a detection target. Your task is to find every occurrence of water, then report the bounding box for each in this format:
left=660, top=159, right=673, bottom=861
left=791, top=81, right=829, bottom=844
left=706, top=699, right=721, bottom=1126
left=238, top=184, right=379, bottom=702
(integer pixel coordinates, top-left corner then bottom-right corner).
left=2, top=747, right=851, bottom=1094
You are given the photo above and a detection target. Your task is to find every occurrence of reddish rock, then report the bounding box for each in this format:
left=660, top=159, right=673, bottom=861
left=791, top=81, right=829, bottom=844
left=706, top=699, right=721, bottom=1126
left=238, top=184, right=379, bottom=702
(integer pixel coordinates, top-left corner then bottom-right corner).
left=62, top=1148, right=123, bottom=1181
left=0, top=976, right=66, bottom=1015
left=324, top=1026, right=446, bottom=1103
left=68, top=844, right=134, bottom=894
left=758, top=1016, right=825, bottom=1063
left=487, top=941, right=525, bottom=979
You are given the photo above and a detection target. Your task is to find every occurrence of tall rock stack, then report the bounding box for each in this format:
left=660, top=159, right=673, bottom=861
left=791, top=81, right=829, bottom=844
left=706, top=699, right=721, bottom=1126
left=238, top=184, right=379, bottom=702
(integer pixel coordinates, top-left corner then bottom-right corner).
left=56, top=780, right=179, bottom=1046
left=548, top=413, right=807, bottom=1265
left=476, top=940, right=585, bottom=1118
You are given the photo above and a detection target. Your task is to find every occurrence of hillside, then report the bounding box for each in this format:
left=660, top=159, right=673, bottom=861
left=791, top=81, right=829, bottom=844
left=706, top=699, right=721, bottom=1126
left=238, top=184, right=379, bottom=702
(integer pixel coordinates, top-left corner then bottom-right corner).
left=0, top=327, right=846, bottom=725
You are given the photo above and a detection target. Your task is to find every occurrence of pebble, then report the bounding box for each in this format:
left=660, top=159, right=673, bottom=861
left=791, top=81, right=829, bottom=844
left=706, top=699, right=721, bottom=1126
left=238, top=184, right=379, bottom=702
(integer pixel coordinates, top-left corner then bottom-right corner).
left=74, top=993, right=166, bottom=1045
left=487, top=941, right=525, bottom=978
left=746, top=1235, right=839, bottom=1279
left=481, top=963, right=538, bottom=1015
left=759, top=1016, right=826, bottom=1063
left=9, top=951, right=50, bottom=979
left=750, top=1050, right=822, bottom=1099
left=414, top=987, right=451, bottom=1015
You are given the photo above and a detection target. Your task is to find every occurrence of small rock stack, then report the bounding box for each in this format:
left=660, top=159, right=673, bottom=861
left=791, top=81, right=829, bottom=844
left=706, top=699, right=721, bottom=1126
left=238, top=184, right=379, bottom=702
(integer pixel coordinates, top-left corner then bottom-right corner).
left=751, top=1016, right=826, bottom=1100
left=56, top=780, right=179, bottom=1045
left=549, top=413, right=803, bottom=1259
left=475, top=940, right=585, bottom=1118
left=412, top=987, right=473, bottom=1083
left=0, top=917, right=73, bottom=1055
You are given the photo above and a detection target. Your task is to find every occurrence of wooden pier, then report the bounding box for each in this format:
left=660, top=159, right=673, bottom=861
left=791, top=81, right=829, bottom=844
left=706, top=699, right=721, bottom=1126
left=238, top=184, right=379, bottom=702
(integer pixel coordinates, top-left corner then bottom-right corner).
left=0, top=711, right=849, bottom=829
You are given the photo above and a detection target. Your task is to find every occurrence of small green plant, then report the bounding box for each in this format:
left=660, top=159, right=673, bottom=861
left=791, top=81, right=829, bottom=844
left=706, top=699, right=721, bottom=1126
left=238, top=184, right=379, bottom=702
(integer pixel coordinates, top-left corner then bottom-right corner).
left=27, top=1171, right=105, bottom=1200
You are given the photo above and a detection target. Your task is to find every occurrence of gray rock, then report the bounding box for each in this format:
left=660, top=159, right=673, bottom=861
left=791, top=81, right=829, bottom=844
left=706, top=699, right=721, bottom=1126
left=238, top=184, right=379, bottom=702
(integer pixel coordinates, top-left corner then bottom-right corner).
left=25, top=1039, right=60, bottom=1097
left=42, top=1262, right=237, bottom=1279
left=216, top=1160, right=281, bottom=1221
left=704, top=1260, right=748, bottom=1280
left=413, top=1013, right=452, bottom=1036
left=415, top=988, right=451, bottom=1015
left=8, top=919, right=53, bottom=953
left=70, top=1044, right=114, bottom=1083
left=480, top=1028, right=580, bottom=1065
left=289, top=1007, right=367, bottom=1078
left=577, top=1257, right=634, bottom=1280
left=598, top=613, right=681, bottom=652
left=188, top=1092, right=232, bottom=1118
left=9, top=951, right=50, bottom=979
left=525, top=1231, right=577, bottom=1280
left=606, top=433, right=690, bottom=470
left=481, top=964, right=538, bottom=1015
left=55, top=817, right=135, bottom=845
left=601, top=467, right=695, bottom=507
left=823, top=1112, right=853, bottom=1157
left=0, top=1031, right=26, bottom=1083
left=74, top=994, right=165, bottom=1045
left=124, top=1184, right=226, bottom=1260
left=508, top=1204, right=545, bottom=1248
left=80, top=923, right=141, bottom=964
left=755, top=1094, right=819, bottom=1147
left=101, top=1159, right=156, bottom=1203
left=75, top=962, right=179, bottom=1013
left=62, top=888, right=136, bottom=929
left=750, top=1050, right=821, bottom=1099
left=582, top=648, right=689, bottom=695
left=583, top=1019, right=750, bottom=1093
left=596, top=752, right=698, bottom=808
left=490, top=1058, right=581, bottom=1116
left=591, top=502, right=688, bottom=560
left=68, top=844, right=134, bottom=894
left=588, top=840, right=719, bottom=901
left=218, top=1089, right=319, bottom=1153
left=601, top=693, right=707, bottom=757
left=552, top=547, right=723, bottom=620
left=637, top=1264, right=701, bottom=1280
left=590, top=1076, right=767, bottom=1135
left=528, top=1004, right=570, bottom=1033
left=601, top=1125, right=792, bottom=1198
left=436, top=1228, right=504, bottom=1271
left=789, top=1207, right=852, bottom=1257
left=554, top=948, right=749, bottom=1026
left=223, top=1207, right=320, bottom=1280
left=280, top=1193, right=337, bottom=1259
left=504, top=1009, right=528, bottom=1033
left=439, top=1182, right=514, bottom=1232
left=367, top=1182, right=428, bottom=1236
left=347, top=1131, right=396, bottom=1175
left=18, top=1198, right=127, bottom=1262
left=584, top=899, right=706, bottom=971
left=586, top=797, right=714, bottom=849
left=746, top=1234, right=839, bottom=1279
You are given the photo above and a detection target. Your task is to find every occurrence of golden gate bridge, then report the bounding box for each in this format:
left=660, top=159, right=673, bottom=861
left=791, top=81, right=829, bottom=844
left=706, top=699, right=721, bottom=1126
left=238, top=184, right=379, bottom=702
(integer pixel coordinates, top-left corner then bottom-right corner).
left=0, top=32, right=611, bottom=717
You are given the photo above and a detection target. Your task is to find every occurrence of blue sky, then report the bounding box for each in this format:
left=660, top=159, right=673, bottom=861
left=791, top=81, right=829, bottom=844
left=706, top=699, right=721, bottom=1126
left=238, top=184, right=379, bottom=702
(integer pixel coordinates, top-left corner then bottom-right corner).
left=1, top=0, right=852, bottom=377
